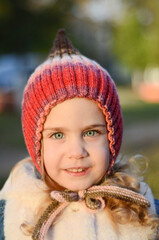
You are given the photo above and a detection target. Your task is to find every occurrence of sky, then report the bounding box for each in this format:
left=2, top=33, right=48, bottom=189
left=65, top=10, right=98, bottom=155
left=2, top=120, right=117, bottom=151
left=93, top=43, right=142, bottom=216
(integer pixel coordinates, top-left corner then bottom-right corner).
left=77, top=0, right=123, bottom=22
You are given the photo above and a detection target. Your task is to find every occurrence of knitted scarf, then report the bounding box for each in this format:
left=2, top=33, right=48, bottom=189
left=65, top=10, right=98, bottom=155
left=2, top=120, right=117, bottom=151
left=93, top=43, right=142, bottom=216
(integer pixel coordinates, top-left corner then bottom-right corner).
left=32, top=185, right=150, bottom=240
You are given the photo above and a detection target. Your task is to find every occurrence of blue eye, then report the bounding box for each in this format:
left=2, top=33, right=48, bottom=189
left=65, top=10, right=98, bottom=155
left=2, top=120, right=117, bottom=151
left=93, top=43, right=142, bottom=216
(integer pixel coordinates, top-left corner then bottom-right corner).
left=84, top=130, right=96, bottom=137
left=52, top=132, right=64, bottom=139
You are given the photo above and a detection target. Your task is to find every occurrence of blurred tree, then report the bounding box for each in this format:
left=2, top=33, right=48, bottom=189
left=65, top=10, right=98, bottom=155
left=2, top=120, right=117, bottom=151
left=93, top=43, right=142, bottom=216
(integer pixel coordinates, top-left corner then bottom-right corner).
left=113, top=0, right=159, bottom=71
left=0, top=0, right=89, bottom=54
left=0, top=0, right=125, bottom=83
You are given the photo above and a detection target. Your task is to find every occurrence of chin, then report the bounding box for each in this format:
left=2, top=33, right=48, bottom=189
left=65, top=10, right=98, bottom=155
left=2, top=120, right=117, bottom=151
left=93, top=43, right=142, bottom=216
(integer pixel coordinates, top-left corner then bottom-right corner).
left=66, top=184, right=92, bottom=192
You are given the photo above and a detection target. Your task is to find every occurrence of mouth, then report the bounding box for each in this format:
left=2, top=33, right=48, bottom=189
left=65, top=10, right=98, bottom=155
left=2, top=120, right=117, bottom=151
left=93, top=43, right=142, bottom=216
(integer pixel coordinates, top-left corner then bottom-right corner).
left=64, top=167, right=91, bottom=176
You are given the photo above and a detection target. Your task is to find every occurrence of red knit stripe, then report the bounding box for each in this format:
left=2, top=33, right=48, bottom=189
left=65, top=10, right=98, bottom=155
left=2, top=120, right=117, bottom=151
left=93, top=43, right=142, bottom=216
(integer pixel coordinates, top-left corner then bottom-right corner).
left=74, top=63, right=89, bottom=96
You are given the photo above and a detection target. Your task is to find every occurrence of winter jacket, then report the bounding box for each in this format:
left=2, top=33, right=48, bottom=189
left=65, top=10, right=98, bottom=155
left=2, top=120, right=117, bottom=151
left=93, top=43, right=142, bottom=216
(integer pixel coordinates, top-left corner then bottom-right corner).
left=0, top=159, right=157, bottom=240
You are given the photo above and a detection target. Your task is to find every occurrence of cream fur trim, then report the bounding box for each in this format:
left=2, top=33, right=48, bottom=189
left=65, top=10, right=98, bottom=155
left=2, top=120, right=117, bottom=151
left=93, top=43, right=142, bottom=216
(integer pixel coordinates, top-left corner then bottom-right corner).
left=1, top=159, right=48, bottom=240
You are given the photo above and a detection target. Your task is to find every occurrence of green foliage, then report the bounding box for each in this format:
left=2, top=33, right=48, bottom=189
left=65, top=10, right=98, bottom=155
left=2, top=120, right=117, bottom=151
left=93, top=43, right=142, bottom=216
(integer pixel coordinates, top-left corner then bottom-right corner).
left=113, top=14, right=147, bottom=69
left=0, top=0, right=78, bottom=54
left=113, top=0, right=159, bottom=70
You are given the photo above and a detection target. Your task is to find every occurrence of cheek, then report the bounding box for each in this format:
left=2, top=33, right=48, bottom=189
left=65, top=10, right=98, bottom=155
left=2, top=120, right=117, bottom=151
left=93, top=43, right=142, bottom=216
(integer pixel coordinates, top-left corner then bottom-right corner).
left=43, top=141, right=58, bottom=169
left=100, top=148, right=109, bottom=166
left=43, top=142, right=52, bottom=160
left=95, top=143, right=110, bottom=169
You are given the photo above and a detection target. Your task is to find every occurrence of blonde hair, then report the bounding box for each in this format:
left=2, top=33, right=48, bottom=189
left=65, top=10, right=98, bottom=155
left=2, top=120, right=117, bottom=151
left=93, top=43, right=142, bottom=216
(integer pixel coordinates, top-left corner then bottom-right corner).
left=19, top=156, right=159, bottom=238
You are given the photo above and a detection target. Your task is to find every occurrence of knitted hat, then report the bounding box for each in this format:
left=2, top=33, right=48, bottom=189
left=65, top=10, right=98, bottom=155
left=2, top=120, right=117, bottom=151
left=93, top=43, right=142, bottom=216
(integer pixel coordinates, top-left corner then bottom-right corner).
left=22, top=29, right=123, bottom=174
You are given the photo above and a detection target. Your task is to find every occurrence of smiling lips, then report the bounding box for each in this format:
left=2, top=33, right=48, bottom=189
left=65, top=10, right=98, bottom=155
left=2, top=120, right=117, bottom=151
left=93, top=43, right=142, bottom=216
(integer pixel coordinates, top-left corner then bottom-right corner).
left=65, top=167, right=90, bottom=176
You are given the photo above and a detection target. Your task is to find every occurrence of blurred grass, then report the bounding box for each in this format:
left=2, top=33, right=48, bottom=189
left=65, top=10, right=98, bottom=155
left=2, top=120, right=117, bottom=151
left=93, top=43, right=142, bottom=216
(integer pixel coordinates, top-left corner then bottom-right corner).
left=0, top=111, right=25, bottom=148
left=118, top=87, right=159, bottom=125
left=0, top=86, right=159, bottom=198
left=145, top=146, right=159, bottom=198
left=118, top=87, right=159, bottom=198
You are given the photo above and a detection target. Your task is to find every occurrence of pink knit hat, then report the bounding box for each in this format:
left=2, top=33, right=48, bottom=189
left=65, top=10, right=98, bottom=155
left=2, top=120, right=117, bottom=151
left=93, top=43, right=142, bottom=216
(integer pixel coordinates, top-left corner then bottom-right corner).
left=22, top=29, right=123, bottom=174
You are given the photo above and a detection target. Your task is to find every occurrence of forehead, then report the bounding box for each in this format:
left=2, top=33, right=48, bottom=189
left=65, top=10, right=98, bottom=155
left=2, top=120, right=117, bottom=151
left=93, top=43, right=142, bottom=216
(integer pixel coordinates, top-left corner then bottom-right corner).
left=44, top=98, right=106, bottom=128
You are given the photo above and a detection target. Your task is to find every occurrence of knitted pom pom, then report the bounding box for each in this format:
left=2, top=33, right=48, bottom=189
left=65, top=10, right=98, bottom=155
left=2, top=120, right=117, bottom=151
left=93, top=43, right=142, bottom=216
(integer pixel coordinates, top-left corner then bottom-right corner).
left=49, top=29, right=79, bottom=57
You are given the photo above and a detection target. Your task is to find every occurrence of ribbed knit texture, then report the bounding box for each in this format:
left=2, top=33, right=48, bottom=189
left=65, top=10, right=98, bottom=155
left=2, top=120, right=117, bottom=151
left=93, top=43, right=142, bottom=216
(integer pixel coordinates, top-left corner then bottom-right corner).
left=22, top=29, right=123, bottom=173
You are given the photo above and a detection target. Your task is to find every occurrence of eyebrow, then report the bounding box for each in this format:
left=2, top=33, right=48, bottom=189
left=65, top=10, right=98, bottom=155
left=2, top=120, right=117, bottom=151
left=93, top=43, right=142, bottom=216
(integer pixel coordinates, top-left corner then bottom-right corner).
left=43, top=124, right=106, bottom=132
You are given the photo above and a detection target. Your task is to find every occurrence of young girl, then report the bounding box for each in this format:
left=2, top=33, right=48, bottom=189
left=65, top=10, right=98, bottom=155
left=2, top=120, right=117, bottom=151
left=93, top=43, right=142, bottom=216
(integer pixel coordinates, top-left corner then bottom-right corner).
left=0, top=29, right=158, bottom=240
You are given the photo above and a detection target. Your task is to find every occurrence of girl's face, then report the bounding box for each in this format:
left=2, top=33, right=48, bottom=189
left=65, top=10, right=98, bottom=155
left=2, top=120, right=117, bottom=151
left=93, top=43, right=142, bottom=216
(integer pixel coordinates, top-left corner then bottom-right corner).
left=43, top=98, right=109, bottom=191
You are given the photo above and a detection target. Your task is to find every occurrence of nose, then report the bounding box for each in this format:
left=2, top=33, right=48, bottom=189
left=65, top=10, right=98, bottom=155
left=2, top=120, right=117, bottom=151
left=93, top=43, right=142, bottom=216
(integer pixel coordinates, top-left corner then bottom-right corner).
left=67, top=137, right=88, bottom=160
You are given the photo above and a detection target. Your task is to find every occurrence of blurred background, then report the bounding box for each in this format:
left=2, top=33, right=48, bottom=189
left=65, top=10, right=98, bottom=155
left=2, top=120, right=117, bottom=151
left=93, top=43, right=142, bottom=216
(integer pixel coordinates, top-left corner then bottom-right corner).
left=0, top=0, right=159, bottom=197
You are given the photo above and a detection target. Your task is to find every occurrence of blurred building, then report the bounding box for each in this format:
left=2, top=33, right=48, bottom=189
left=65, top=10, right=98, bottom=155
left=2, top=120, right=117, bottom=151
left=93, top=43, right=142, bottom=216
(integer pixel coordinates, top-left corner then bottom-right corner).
left=0, top=54, right=41, bottom=113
